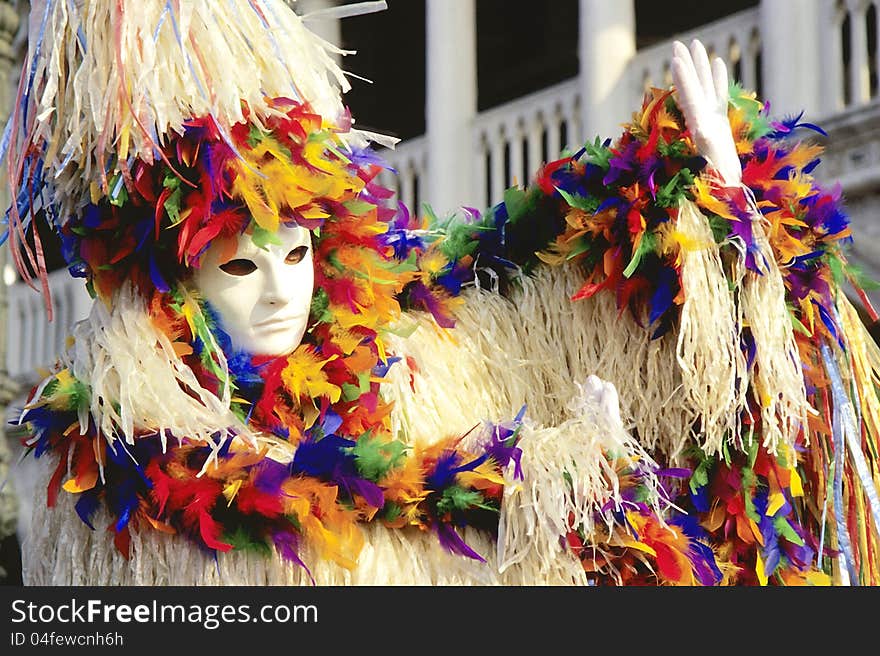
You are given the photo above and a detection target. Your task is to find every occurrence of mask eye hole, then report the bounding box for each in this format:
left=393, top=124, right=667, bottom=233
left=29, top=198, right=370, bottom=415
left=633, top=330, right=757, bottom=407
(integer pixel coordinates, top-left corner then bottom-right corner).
left=219, top=258, right=257, bottom=276
left=285, top=245, right=309, bottom=265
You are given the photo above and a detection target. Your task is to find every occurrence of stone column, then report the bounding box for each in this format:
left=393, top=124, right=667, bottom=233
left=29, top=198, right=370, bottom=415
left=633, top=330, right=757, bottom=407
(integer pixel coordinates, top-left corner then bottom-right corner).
left=0, top=0, right=22, bottom=584
left=425, top=0, right=477, bottom=215
left=297, top=0, right=343, bottom=61
left=579, top=0, right=636, bottom=142
left=759, top=0, right=823, bottom=117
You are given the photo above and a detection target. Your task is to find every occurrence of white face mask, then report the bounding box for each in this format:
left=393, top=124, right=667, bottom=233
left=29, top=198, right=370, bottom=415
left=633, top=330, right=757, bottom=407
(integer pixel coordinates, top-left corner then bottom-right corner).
left=192, top=223, right=314, bottom=356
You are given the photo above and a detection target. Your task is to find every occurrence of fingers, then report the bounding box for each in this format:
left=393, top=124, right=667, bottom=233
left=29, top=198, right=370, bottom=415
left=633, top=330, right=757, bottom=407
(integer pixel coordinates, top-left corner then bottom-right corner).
left=670, top=40, right=741, bottom=185
left=599, top=383, right=620, bottom=421
left=583, top=374, right=604, bottom=402
left=689, top=39, right=715, bottom=106
left=671, top=41, right=702, bottom=115
left=711, top=55, right=729, bottom=107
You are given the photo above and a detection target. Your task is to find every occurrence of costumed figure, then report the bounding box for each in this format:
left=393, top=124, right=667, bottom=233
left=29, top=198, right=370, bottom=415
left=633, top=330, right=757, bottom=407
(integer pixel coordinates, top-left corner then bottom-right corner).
left=2, top=1, right=878, bottom=586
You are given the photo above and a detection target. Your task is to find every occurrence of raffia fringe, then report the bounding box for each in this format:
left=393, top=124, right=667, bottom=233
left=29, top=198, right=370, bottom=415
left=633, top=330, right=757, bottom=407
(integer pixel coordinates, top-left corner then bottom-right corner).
left=19, top=0, right=363, bottom=218
left=53, top=282, right=252, bottom=467
left=739, top=204, right=811, bottom=454
left=22, top=378, right=663, bottom=585
left=495, top=382, right=665, bottom=580
left=675, top=198, right=747, bottom=454
left=22, top=458, right=585, bottom=585
left=25, top=263, right=689, bottom=585
left=385, top=263, right=695, bottom=462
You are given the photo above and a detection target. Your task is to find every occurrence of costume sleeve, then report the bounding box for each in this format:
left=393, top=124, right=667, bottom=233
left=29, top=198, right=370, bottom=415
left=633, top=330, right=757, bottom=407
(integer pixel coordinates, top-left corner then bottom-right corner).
left=399, top=82, right=880, bottom=585
left=385, top=273, right=721, bottom=585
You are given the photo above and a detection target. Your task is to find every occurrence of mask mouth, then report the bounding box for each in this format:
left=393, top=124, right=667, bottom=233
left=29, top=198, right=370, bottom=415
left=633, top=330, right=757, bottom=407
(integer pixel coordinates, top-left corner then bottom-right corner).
left=253, top=313, right=307, bottom=329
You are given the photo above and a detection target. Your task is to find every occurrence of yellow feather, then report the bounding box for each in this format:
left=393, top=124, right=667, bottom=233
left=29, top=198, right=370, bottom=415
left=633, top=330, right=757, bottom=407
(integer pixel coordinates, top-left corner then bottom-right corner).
left=619, top=537, right=658, bottom=557
left=693, top=177, right=738, bottom=221
left=223, top=480, right=243, bottom=506
left=62, top=470, right=98, bottom=494
left=755, top=552, right=769, bottom=586
left=766, top=491, right=786, bottom=517
left=789, top=465, right=804, bottom=498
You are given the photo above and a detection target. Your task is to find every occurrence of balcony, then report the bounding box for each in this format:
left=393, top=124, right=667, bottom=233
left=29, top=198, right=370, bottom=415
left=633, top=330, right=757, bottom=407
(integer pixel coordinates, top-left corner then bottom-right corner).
left=380, top=8, right=764, bottom=212
left=381, top=2, right=880, bottom=210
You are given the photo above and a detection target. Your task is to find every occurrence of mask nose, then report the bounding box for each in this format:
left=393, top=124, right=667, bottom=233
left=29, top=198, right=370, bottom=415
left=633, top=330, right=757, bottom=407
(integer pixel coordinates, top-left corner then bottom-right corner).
left=262, top=261, right=291, bottom=306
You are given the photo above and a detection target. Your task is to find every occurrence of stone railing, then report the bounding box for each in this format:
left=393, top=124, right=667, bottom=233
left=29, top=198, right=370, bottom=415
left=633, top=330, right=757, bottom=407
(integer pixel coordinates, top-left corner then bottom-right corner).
left=380, top=8, right=763, bottom=211
left=379, top=79, right=583, bottom=213
left=5, top=271, right=92, bottom=385
left=375, top=2, right=880, bottom=212
left=826, top=0, right=880, bottom=113
left=376, top=135, right=429, bottom=217
left=630, top=8, right=762, bottom=101
left=471, top=79, right=582, bottom=210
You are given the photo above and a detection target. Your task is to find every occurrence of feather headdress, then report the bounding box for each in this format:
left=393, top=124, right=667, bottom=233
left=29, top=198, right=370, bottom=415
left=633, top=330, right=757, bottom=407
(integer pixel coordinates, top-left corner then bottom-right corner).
left=1, top=0, right=394, bottom=311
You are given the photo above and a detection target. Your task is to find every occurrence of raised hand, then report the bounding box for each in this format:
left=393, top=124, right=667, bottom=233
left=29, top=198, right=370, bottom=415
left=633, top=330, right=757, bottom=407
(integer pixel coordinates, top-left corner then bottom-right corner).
left=671, top=39, right=742, bottom=186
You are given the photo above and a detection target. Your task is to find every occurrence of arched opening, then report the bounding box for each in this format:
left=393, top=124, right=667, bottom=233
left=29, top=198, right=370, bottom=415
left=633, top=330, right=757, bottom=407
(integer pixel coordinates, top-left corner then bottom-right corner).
left=729, top=38, right=743, bottom=85
left=843, top=7, right=853, bottom=105
left=868, top=3, right=878, bottom=97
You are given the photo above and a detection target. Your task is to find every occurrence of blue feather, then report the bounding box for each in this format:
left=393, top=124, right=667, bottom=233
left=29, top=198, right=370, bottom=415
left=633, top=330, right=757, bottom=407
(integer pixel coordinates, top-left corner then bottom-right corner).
left=74, top=490, right=101, bottom=530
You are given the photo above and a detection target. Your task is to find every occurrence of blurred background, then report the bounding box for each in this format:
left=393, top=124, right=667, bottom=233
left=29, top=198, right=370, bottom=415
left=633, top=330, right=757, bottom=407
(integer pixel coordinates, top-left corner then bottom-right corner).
left=1, top=0, right=878, bottom=584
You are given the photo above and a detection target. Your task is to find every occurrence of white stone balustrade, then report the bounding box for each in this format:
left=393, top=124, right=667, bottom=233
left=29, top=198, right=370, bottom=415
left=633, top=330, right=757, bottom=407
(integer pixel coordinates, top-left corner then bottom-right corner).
left=631, top=8, right=762, bottom=104
left=381, top=5, right=765, bottom=212
left=377, top=1, right=880, bottom=212
left=472, top=79, right=582, bottom=210
left=823, top=0, right=880, bottom=114
left=5, top=271, right=92, bottom=384
left=380, top=79, right=582, bottom=214
left=377, top=135, right=429, bottom=217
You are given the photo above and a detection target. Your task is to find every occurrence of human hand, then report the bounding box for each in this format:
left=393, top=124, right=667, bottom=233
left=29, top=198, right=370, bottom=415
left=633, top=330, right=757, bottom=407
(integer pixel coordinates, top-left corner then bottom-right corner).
left=671, top=39, right=742, bottom=186
left=581, top=374, right=624, bottom=431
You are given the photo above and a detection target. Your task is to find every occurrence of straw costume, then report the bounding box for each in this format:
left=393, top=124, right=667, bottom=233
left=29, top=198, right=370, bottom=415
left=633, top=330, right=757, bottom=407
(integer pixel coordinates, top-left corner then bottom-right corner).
left=3, top=1, right=878, bottom=586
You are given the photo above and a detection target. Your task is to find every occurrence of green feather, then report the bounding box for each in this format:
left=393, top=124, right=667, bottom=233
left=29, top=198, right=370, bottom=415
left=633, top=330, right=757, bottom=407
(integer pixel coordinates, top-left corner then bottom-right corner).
left=349, top=432, right=407, bottom=481
left=729, top=82, right=772, bottom=139
left=557, top=187, right=600, bottom=213
left=223, top=526, right=273, bottom=555
left=163, top=187, right=183, bottom=226
left=251, top=224, right=281, bottom=249
left=623, top=230, right=658, bottom=278
left=582, top=136, right=613, bottom=171
left=435, top=486, right=494, bottom=515
left=381, top=501, right=403, bottom=522
left=309, top=288, right=333, bottom=324
left=655, top=168, right=695, bottom=208
left=773, top=516, right=806, bottom=546
left=341, top=383, right=361, bottom=402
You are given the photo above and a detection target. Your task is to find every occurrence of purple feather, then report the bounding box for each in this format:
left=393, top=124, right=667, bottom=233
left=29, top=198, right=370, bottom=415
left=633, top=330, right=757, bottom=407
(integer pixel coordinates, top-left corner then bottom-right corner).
left=435, top=522, right=486, bottom=562
left=320, top=409, right=344, bottom=438
left=407, top=282, right=456, bottom=329
left=426, top=450, right=488, bottom=491
left=272, top=530, right=314, bottom=584
left=483, top=418, right=524, bottom=481
left=350, top=478, right=385, bottom=509
left=347, top=145, right=393, bottom=172
left=656, top=467, right=691, bottom=479
left=252, top=458, right=290, bottom=495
